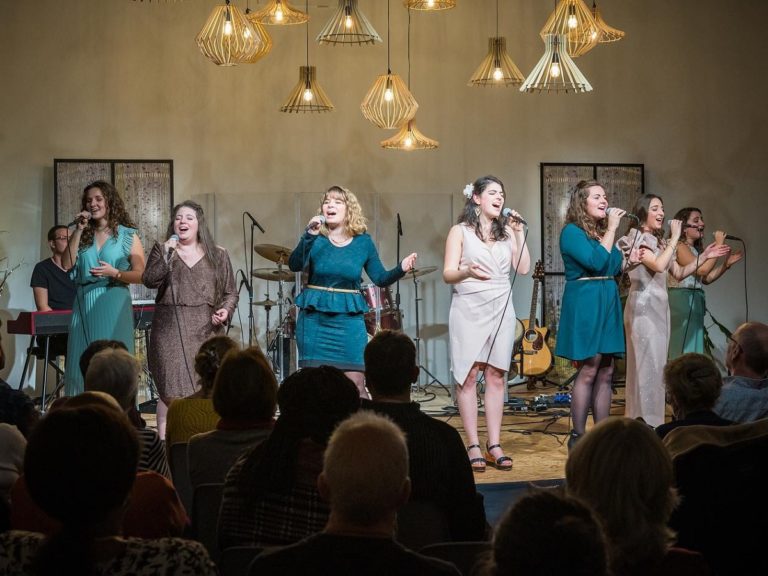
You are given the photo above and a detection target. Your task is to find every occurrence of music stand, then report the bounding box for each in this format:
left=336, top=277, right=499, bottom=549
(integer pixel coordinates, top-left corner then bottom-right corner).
left=408, top=268, right=449, bottom=396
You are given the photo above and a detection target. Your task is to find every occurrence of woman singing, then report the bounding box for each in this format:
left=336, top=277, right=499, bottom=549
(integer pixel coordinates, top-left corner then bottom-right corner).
left=667, top=207, right=743, bottom=358
left=62, top=181, right=145, bottom=396
left=444, top=175, right=530, bottom=472
left=142, top=201, right=238, bottom=438
left=618, top=195, right=728, bottom=427
left=555, top=181, right=625, bottom=450
left=288, top=185, right=417, bottom=398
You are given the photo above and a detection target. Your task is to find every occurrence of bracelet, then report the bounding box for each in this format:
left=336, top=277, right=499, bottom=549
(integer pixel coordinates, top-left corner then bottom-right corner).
left=116, top=271, right=122, bottom=281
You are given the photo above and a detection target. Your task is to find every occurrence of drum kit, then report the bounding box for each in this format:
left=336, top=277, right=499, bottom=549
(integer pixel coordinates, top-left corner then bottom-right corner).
left=251, top=241, right=441, bottom=384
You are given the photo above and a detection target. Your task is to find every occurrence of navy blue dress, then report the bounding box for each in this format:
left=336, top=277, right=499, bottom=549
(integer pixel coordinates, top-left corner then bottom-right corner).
left=288, top=232, right=404, bottom=371
left=555, top=223, right=624, bottom=361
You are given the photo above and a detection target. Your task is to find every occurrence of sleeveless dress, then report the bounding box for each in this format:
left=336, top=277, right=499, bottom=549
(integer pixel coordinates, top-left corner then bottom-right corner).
left=448, top=225, right=517, bottom=385
left=618, top=230, right=671, bottom=427
left=668, top=245, right=705, bottom=357
left=64, top=225, right=137, bottom=396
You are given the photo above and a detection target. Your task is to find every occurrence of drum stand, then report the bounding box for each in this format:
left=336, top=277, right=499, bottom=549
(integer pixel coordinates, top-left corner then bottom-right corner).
left=410, top=273, right=450, bottom=396
left=267, top=260, right=293, bottom=383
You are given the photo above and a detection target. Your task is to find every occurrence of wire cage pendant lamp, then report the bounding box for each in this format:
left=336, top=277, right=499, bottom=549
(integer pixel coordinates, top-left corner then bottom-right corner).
left=404, top=0, right=456, bottom=11
left=316, top=0, right=382, bottom=46
left=251, top=0, right=308, bottom=25
left=520, top=33, right=592, bottom=94
left=468, top=0, right=523, bottom=87
left=540, top=0, right=600, bottom=58
left=196, top=0, right=261, bottom=66
left=243, top=7, right=274, bottom=63
left=591, top=0, right=625, bottom=43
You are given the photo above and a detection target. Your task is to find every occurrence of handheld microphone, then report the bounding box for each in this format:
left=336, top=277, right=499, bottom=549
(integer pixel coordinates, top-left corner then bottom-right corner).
left=502, top=208, right=528, bottom=226
left=244, top=211, right=266, bottom=233
left=606, top=207, right=639, bottom=221
left=305, top=215, right=326, bottom=232
left=66, top=213, right=91, bottom=228
left=167, top=234, right=179, bottom=264
left=725, top=234, right=743, bottom=242
left=397, top=213, right=403, bottom=236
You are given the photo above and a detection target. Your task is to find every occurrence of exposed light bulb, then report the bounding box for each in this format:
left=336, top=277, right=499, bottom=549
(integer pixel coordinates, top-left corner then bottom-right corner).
left=567, top=6, right=577, bottom=29
left=275, top=2, right=284, bottom=21
left=243, top=26, right=252, bottom=39
left=384, top=88, right=394, bottom=101
left=345, top=14, right=353, bottom=28
left=224, top=20, right=233, bottom=35
left=303, top=87, right=314, bottom=101
left=404, top=134, right=414, bottom=148
left=492, top=67, right=504, bottom=81
left=427, top=0, right=435, bottom=6
left=591, top=29, right=598, bottom=40
left=551, top=61, right=561, bottom=78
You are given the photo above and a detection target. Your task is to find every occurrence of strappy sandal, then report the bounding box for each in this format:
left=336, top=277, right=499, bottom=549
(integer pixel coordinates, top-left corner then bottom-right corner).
left=485, top=442, right=513, bottom=471
left=466, top=444, right=486, bottom=473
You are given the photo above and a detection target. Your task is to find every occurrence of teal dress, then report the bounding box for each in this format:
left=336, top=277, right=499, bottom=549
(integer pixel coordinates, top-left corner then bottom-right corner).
left=64, top=225, right=137, bottom=396
left=288, top=232, right=404, bottom=371
left=555, top=223, right=624, bottom=361
left=668, top=245, right=705, bottom=358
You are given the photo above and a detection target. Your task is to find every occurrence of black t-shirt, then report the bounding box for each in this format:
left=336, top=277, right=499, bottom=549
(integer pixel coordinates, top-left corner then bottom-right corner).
left=30, top=258, right=76, bottom=310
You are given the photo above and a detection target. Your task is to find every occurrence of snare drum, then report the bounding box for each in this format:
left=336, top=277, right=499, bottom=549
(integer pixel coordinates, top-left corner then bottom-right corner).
left=361, top=284, right=394, bottom=312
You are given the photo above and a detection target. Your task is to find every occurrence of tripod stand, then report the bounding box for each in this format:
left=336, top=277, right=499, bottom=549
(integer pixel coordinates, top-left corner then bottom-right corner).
left=408, top=268, right=449, bottom=395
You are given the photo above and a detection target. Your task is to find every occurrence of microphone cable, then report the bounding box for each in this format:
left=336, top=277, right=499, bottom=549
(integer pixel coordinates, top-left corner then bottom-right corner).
left=679, top=247, right=701, bottom=356
left=166, top=244, right=196, bottom=394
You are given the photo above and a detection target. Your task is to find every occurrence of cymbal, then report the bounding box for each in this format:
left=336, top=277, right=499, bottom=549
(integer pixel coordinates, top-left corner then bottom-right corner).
left=406, top=266, right=438, bottom=279
left=251, top=268, right=295, bottom=282
left=254, top=244, right=292, bottom=263
left=252, top=299, right=277, bottom=307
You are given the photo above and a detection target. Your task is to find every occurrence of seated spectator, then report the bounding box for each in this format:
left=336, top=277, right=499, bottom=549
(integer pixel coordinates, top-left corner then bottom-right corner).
left=0, top=423, right=25, bottom=503
left=656, top=354, right=732, bottom=439
left=219, top=366, right=359, bottom=550
left=482, top=489, right=608, bottom=576
left=10, top=391, right=188, bottom=538
left=714, top=322, right=768, bottom=422
left=85, top=346, right=170, bottom=478
left=566, top=417, right=711, bottom=576
left=166, top=335, right=238, bottom=447
left=249, top=411, right=460, bottom=576
left=0, top=382, right=40, bottom=439
left=362, top=330, right=487, bottom=541
left=0, top=403, right=216, bottom=575
left=188, top=347, right=277, bottom=489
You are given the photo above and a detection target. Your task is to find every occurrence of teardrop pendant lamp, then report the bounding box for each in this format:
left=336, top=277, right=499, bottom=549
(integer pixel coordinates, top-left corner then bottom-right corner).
left=196, top=1, right=260, bottom=66
left=468, top=0, right=523, bottom=87
left=360, top=0, right=418, bottom=129
left=251, top=0, right=308, bottom=25
left=404, top=0, right=456, bottom=11
left=520, top=34, right=592, bottom=94
left=281, top=1, right=333, bottom=112
left=316, top=0, right=382, bottom=46
left=591, top=0, right=625, bottom=43
left=382, top=8, right=437, bottom=150
left=540, top=0, right=599, bottom=58
left=243, top=8, right=274, bottom=63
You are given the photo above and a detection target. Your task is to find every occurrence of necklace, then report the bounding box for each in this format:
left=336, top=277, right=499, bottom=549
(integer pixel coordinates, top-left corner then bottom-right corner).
left=329, top=235, right=351, bottom=246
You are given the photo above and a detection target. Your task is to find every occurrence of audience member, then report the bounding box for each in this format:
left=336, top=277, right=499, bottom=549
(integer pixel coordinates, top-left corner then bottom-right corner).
left=714, top=321, right=768, bottom=422
left=0, top=404, right=216, bottom=575
left=362, top=330, right=487, bottom=541
left=84, top=345, right=170, bottom=477
left=166, top=335, right=238, bottom=447
left=656, top=353, right=732, bottom=439
left=0, top=381, right=40, bottom=439
left=219, top=366, right=360, bottom=550
left=187, top=346, right=277, bottom=489
left=0, top=423, right=25, bottom=503
left=565, top=417, right=711, bottom=576
left=482, top=489, right=608, bottom=576
left=249, top=411, right=460, bottom=576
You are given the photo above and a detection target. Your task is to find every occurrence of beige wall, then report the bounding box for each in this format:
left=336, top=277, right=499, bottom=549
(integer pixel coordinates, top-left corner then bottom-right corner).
left=1, top=0, right=766, bottom=388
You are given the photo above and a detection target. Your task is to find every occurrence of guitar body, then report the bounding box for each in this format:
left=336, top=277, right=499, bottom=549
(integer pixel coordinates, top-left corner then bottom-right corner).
left=519, top=319, right=553, bottom=376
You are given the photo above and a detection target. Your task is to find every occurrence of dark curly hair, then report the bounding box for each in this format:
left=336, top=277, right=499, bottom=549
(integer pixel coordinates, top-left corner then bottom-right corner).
left=194, top=335, right=239, bottom=395
left=457, top=175, right=511, bottom=242
left=672, top=207, right=704, bottom=252
left=565, top=180, right=609, bottom=241
left=79, top=181, right=136, bottom=249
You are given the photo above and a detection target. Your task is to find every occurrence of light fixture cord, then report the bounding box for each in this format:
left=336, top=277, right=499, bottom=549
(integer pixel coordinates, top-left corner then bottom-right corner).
left=407, top=7, right=411, bottom=88
left=387, top=0, right=391, bottom=74
left=496, top=0, right=499, bottom=38
left=305, top=0, right=309, bottom=68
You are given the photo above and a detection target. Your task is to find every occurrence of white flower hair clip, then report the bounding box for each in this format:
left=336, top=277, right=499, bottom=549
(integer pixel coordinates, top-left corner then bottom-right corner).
left=463, top=184, right=474, bottom=199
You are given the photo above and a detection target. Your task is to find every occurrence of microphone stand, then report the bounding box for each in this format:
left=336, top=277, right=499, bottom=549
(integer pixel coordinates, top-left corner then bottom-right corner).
left=243, top=212, right=266, bottom=347
left=395, top=213, right=402, bottom=312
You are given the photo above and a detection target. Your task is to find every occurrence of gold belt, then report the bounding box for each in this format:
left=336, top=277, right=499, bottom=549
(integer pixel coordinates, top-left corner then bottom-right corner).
left=306, top=284, right=360, bottom=294
left=576, top=276, right=614, bottom=281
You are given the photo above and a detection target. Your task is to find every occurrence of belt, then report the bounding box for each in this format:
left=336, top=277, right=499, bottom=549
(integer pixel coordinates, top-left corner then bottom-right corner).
left=669, top=286, right=704, bottom=291
left=576, top=276, right=614, bottom=281
left=306, top=284, right=360, bottom=294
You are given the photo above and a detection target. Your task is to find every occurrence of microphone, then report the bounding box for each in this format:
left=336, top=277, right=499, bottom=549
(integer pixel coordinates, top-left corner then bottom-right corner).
left=725, top=234, right=743, bottom=242
left=397, top=213, right=403, bottom=236
left=606, top=207, right=639, bottom=221
left=244, top=211, right=266, bottom=233
left=166, top=234, right=179, bottom=264
left=305, top=215, right=326, bottom=232
left=66, top=213, right=91, bottom=227
left=502, top=208, right=528, bottom=226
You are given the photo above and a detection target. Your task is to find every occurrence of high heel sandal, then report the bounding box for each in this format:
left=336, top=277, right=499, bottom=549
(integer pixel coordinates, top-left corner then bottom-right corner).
left=485, top=442, right=513, bottom=471
left=466, top=444, right=486, bottom=473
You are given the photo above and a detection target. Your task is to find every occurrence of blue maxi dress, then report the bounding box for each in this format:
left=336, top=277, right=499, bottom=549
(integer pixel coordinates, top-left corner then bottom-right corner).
left=555, top=223, right=624, bottom=361
left=288, top=232, right=404, bottom=371
left=64, top=225, right=137, bottom=396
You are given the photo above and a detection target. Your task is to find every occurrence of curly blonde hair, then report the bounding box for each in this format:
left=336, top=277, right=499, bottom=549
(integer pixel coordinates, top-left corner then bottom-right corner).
left=318, top=185, right=367, bottom=237
left=565, top=180, right=608, bottom=241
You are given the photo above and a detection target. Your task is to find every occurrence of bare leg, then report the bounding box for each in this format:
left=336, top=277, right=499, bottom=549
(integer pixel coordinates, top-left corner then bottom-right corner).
left=591, top=355, right=615, bottom=423
left=483, top=365, right=507, bottom=449
left=457, top=364, right=484, bottom=470
left=155, top=398, right=169, bottom=439
left=345, top=370, right=370, bottom=400
left=569, top=355, right=601, bottom=436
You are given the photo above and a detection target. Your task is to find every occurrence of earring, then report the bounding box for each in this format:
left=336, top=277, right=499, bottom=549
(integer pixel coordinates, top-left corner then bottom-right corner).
left=474, top=206, right=481, bottom=217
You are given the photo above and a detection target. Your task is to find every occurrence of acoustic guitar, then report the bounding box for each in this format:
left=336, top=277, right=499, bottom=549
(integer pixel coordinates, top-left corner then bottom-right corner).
left=519, top=260, right=553, bottom=376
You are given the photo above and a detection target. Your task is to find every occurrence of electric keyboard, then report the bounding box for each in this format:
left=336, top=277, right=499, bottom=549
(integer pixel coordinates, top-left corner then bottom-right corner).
left=7, top=304, right=156, bottom=336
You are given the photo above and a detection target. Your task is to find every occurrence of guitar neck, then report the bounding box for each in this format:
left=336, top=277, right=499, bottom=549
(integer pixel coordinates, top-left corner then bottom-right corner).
left=528, top=280, right=539, bottom=326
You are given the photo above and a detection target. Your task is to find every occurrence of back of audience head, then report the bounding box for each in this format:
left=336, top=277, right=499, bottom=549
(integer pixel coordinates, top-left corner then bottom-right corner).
left=213, top=347, right=277, bottom=421
left=84, top=347, right=140, bottom=412
left=364, top=330, right=418, bottom=397
left=195, top=335, right=239, bottom=394
left=0, top=381, right=39, bottom=438
left=320, top=411, right=409, bottom=527
left=78, top=339, right=128, bottom=379
left=565, top=417, right=678, bottom=575
left=24, top=403, right=139, bottom=575
left=664, top=353, right=723, bottom=417
left=485, top=489, right=608, bottom=576
left=727, top=321, right=768, bottom=378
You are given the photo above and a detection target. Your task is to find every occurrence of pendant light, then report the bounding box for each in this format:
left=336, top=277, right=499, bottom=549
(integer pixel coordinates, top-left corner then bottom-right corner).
left=540, top=0, right=599, bottom=58
left=316, top=0, right=382, bottom=45
left=404, top=0, right=456, bottom=11
left=196, top=0, right=260, bottom=66
left=243, top=3, right=274, bottom=64
left=251, top=0, right=308, bottom=25
left=520, top=34, right=592, bottom=94
left=591, top=0, right=625, bottom=43
left=468, top=0, right=524, bottom=87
